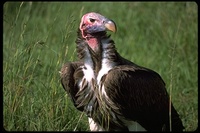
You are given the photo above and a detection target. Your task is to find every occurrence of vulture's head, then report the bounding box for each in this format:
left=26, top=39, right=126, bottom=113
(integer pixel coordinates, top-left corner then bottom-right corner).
left=79, top=12, right=117, bottom=39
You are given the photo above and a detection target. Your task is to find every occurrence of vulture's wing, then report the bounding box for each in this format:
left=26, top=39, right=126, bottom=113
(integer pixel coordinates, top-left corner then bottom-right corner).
left=102, top=65, right=184, bottom=131
left=60, top=61, right=84, bottom=111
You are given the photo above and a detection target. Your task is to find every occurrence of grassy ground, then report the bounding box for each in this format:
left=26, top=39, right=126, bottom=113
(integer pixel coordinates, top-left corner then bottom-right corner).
left=3, top=2, right=197, bottom=131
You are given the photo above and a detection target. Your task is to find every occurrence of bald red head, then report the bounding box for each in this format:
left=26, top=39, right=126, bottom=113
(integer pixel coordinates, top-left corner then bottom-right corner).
left=79, top=12, right=117, bottom=38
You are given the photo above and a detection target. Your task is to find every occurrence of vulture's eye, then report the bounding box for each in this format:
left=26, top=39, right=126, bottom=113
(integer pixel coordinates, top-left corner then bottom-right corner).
left=89, top=18, right=95, bottom=23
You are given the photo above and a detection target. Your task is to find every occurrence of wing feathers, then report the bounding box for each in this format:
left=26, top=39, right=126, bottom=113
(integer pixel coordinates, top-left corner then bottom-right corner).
left=102, top=65, right=183, bottom=131
left=60, top=61, right=84, bottom=111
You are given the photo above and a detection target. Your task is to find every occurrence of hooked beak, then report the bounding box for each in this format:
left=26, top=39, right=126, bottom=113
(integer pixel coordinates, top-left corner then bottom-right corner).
left=105, top=20, right=117, bottom=33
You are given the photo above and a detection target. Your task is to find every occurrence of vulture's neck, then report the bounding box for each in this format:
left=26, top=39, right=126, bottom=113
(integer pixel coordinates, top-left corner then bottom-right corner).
left=76, top=29, right=120, bottom=76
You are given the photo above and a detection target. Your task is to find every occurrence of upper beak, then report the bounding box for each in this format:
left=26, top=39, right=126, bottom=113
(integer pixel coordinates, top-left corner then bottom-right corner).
left=105, top=20, right=117, bottom=33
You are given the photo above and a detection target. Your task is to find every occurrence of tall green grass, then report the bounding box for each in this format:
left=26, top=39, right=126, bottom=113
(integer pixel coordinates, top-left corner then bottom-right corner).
left=3, top=2, right=197, bottom=131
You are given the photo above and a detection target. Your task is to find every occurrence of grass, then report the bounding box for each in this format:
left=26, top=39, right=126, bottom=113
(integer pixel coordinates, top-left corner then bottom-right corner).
left=3, top=2, right=198, bottom=131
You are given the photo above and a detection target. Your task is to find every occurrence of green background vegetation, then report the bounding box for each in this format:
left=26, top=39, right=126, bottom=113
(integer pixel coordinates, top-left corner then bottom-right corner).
left=3, top=2, right=197, bottom=131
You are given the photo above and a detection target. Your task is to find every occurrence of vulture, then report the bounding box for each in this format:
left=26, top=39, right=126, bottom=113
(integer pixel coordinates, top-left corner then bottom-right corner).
left=60, top=12, right=184, bottom=131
